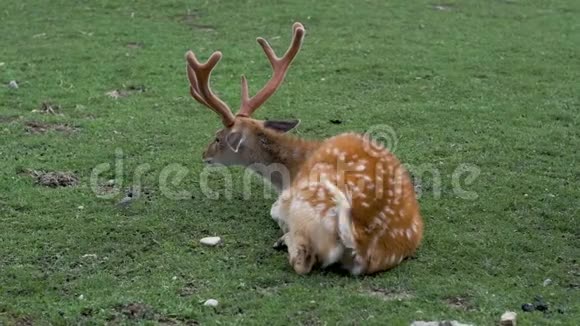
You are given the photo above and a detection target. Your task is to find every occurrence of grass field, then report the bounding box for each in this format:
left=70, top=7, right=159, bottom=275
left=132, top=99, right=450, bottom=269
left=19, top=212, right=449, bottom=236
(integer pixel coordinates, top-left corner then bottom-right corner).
left=1, top=0, right=579, bottom=324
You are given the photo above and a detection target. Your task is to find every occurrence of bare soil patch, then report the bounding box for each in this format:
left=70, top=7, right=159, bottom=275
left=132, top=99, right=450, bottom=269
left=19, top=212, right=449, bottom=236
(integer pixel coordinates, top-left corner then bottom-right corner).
left=24, top=121, right=78, bottom=134
left=32, top=102, right=62, bottom=115
left=126, top=42, right=144, bottom=49
left=109, top=303, right=199, bottom=325
left=444, top=295, right=475, bottom=311
left=25, top=169, right=79, bottom=187
left=105, top=85, right=146, bottom=99
left=0, top=115, right=21, bottom=123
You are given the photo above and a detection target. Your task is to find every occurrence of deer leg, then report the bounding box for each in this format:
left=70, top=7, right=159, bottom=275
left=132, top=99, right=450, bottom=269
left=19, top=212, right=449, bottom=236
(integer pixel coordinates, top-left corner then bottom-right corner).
left=286, top=231, right=315, bottom=275
left=272, top=233, right=288, bottom=251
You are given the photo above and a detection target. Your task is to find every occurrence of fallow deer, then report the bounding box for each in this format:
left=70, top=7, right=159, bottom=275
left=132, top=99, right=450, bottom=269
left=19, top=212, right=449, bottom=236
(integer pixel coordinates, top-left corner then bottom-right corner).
left=185, top=22, right=423, bottom=275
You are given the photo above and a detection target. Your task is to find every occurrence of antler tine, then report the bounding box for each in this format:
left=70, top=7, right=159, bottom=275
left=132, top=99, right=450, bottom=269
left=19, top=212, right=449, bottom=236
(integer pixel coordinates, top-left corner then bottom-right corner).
left=237, top=22, right=306, bottom=117
left=186, top=51, right=236, bottom=127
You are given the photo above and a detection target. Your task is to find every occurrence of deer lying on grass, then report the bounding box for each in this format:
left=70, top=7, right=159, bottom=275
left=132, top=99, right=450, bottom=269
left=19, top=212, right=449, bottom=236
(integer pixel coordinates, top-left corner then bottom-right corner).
left=185, top=23, right=423, bottom=275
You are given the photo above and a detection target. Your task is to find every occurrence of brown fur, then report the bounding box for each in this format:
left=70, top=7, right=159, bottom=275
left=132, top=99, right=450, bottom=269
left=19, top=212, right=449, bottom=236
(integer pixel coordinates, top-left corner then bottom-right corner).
left=272, top=133, right=423, bottom=275
left=187, top=22, right=423, bottom=275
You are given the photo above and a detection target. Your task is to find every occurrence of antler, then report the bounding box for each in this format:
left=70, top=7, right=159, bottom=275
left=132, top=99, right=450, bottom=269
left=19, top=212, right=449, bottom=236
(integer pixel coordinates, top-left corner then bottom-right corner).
left=186, top=51, right=236, bottom=127
left=237, top=22, right=306, bottom=117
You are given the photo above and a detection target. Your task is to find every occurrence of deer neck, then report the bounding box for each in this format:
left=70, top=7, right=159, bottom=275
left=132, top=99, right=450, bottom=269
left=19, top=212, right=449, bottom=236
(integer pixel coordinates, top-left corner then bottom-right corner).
left=249, top=130, right=321, bottom=191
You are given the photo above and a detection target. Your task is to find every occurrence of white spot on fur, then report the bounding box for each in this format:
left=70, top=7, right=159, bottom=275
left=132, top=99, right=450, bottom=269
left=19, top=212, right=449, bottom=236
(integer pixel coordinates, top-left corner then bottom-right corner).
left=406, top=229, right=413, bottom=240
left=361, top=201, right=370, bottom=208
left=395, top=186, right=403, bottom=196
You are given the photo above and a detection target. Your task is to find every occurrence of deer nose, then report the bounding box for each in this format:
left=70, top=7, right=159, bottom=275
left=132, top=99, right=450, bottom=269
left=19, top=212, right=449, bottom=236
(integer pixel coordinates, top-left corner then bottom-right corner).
left=203, top=158, right=213, bottom=164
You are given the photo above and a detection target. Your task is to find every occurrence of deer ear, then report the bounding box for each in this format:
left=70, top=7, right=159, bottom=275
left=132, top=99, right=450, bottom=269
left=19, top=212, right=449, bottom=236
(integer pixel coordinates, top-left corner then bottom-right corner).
left=264, top=119, right=300, bottom=133
left=226, top=131, right=245, bottom=153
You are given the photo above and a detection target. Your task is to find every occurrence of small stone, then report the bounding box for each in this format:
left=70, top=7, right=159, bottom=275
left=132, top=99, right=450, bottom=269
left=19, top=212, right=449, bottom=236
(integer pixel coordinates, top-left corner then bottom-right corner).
left=500, top=311, right=517, bottom=326
left=8, top=80, right=18, bottom=89
left=78, top=205, right=84, bottom=210
left=203, top=299, right=218, bottom=307
left=543, top=278, right=552, bottom=286
left=78, top=294, right=85, bottom=300
left=172, top=276, right=177, bottom=280
left=200, top=236, right=221, bottom=246
left=81, top=254, right=97, bottom=259
left=521, top=303, right=534, bottom=312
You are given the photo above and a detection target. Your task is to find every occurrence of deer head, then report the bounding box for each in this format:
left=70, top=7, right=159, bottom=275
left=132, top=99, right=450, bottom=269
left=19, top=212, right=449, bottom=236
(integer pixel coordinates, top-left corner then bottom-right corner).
left=186, top=23, right=306, bottom=168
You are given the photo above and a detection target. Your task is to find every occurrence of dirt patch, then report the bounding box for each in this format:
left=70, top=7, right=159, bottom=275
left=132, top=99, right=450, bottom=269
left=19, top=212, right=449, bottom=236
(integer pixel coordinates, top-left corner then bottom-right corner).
left=0, top=115, right=20, bottom=123
left=24, top=121, right=78, bottom=134
left=32, top=102, right=62, bottom=115
left=444, top=295, right=474, bottom=311
left=26, top=169, right=79, bottom=187
left=13, top=316, right=34, bottom=326
left=175, top=10, right=215, bottom=31
left=126, top=42, right=143, bottom=49
left=117, top=303, right=155, bottom=320
left=364, top=287, right=414, bottom=301
left=105, top=85, right=146, bottom=99
left=94, top=179, right=119, bottom=197
left=179, top=282, right=197, bottom=297
left=110, top=303, right=198, bottom=325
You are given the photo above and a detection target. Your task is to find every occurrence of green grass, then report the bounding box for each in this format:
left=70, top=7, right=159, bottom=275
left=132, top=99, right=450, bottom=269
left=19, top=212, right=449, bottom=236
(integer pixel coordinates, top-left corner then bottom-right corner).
left=1, top=0, right=579, bottom=324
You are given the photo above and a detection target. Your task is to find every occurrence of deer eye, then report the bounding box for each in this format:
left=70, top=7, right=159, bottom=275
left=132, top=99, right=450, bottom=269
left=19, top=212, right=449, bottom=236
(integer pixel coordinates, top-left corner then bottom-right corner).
left=215, top=138, right=220, bottom=143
